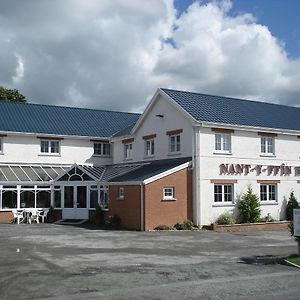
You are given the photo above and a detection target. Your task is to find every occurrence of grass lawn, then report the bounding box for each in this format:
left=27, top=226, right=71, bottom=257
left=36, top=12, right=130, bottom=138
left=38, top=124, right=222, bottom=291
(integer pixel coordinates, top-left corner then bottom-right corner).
left=287, top=256, right=300, bottom=267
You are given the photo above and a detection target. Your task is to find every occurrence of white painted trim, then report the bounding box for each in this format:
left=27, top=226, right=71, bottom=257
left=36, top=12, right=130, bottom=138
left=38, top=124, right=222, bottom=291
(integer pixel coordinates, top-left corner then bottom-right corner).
left=143, top=161, right=191, bottom=185
left=132, top=89, right=197, bottom=134
left=200, top=121, right=300, bottom=136
left=140, top=184, right=144, bottom=231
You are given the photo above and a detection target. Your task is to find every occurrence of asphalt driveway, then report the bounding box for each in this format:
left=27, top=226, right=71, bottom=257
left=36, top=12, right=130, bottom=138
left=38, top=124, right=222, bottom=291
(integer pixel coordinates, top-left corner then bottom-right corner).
left=0, top=224, right=299, bottom=300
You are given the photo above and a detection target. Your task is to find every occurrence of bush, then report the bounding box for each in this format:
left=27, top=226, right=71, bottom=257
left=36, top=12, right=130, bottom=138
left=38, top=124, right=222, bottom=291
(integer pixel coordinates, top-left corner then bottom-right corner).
left=216, top=212, right=236, bottom=225
left=154, top=225, right=173, bottom=231
left=47, top=206, right=56, bottom=223
left=174, top=219, right=196, bottom=230
left=94, top=203, right=104, bottom=224
left=238, top=186, right=261, bottom=223
left=286, top=191, right=299, bottom=221
left=106, top=214, right=121, bottom=228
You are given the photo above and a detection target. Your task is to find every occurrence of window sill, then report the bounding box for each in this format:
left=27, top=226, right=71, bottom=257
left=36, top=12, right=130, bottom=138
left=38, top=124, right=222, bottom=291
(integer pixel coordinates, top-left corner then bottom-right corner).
left=213, top=151, right=232, bottom=155
left=260, top=154, right=276, bottom=158
left=38, top=153, right=61, bottom=157
left=162, top=198, right=177, bottom=201
left=92, top=155, right=112, bottom=158
left=212, top=203, right=235, bottom=207
left=117, top=197, right=124, bottom=201
left=260, top=201, right=278, bottom=205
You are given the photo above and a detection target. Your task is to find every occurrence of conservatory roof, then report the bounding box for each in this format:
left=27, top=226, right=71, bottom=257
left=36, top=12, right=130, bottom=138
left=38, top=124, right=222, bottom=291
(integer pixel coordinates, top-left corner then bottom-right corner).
left=0, top=164, right=70, bottom=183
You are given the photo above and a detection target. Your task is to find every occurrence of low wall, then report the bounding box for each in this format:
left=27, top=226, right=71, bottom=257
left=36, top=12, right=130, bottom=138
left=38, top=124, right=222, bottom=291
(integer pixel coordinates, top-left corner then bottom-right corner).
left=0, top=211, right=14, bottom=223
left=208, top=221, right=292, bottom=232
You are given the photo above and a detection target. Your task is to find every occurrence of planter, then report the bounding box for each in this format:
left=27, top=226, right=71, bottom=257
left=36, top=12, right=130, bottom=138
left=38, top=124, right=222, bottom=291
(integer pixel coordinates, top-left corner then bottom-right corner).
left=208, top=221, right=292, bottom=232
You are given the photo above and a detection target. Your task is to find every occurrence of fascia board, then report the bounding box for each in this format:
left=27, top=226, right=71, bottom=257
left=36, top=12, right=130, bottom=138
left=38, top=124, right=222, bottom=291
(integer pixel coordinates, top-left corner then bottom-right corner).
left=143, top=161, right=192, bottom=185
left=200, top=121, right=300, bottom=136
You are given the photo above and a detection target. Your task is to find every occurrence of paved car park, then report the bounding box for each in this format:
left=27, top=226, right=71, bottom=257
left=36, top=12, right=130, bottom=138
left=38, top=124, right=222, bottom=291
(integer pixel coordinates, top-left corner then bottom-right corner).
left=0, top=224, right=299, bottom=300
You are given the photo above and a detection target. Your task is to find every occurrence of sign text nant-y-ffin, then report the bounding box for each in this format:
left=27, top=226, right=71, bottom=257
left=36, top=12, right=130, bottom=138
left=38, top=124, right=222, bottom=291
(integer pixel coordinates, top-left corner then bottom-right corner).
left=219, top=163, right=300, bottom=176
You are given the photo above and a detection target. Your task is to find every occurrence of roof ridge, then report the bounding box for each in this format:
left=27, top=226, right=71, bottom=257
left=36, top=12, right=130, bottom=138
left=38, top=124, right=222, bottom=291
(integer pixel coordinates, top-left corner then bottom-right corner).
left=160, top=88, right=300, bottom=110
left=0, top=100, right=141, bottom=116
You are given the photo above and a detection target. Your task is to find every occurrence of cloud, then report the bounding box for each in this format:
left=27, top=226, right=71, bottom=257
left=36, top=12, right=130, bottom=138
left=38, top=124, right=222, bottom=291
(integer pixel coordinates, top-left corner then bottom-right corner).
left=0, top=0, right=300, bottom=111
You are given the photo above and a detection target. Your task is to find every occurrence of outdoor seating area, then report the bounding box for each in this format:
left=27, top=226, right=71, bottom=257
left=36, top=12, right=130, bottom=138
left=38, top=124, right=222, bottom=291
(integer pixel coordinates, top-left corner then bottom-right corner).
left=12, top=209, right=48, bottom=224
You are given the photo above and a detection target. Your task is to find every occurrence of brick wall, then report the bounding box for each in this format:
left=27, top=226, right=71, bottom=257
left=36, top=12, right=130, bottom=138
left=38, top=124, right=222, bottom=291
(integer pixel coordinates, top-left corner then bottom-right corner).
left=109, top=185, right=141, bottom=230
left=144, top=168, right=193, bottom=230
left=0, top=211, right=14, bottom=223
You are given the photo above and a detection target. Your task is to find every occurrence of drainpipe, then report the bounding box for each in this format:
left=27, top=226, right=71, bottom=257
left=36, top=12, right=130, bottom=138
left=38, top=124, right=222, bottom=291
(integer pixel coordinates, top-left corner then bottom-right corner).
left=140, top=183, right=144, bottom=231
left=193, top=126, right=201, bottom=227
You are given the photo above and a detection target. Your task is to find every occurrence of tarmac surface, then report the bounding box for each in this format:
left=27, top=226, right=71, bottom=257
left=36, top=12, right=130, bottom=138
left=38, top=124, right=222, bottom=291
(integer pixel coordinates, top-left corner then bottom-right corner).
left=0, top=224, right=299, bottom=300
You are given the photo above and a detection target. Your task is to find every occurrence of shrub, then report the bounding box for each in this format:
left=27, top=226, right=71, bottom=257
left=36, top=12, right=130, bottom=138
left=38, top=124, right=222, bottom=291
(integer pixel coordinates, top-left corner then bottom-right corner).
left=286, top=191, right=299, bottom=221
left=46, top=206, right=56, bottom=223
left=94, top=203, right=104, bottom=224
left=238, top=186, right=261, bottom=223
left=154, top=225, right=173, bottom=231
left=216, top=212, right=236, bottom=225
left=106, top=214, right=121, bottom=228
left=174, top=220, right=196, bottom=230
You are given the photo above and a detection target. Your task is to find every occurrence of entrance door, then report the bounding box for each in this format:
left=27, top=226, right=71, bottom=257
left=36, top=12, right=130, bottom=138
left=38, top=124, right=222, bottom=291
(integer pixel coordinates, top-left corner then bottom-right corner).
left=62, top=186, right=89, bottom=219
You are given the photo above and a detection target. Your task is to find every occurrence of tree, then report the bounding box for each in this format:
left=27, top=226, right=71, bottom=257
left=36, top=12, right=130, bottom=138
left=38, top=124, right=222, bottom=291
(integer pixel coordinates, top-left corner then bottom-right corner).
left=238, top=185, right=261, bottom=223
left=0, top=86, right=26, bottom=102
left=286, top=191, right=299, bottom=221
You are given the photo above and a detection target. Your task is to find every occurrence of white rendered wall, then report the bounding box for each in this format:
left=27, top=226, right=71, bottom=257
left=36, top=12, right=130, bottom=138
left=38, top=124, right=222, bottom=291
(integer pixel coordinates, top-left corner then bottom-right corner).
left=112, top=95, right=194, bottom=164
left=0, top=134, right=112, bottom=166
left=198, top=126, right=300, bottom=225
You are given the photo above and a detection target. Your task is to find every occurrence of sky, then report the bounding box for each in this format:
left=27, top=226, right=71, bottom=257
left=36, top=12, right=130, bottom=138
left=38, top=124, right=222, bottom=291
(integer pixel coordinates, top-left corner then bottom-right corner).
left=1, top=0, right=300, bottom=112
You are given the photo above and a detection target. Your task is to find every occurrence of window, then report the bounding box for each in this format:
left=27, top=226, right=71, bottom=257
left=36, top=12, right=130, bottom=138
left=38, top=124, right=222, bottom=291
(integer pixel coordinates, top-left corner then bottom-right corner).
left=90, top=185, right=98, bottom=208
left=54, top=186, right=61, bottom=208
left=145, top=139, right=155, bottom=157
left=169, top=134, right=181, bottom=153
left=215, top=133, right=231, bottom=153
left=118, top=187, right=124, bottom=200
left=260, top=184, right=277, bottom=202
left=40, top=140, right=60, bottom=154
left=261, top=136, right=274, bottom=155
left=124, top=143, right=133, bottom=159
left=93, top=142, right=111, bottom=156
left=214, top=184, right=233, bottom=203
left=163, top=187, right=175, bottom=200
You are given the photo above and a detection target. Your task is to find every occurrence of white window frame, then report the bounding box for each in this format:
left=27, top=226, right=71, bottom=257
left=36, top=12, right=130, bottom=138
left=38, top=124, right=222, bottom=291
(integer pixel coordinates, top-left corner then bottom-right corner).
left=118, top=187, right=124, bottom=200
left=215, top=133, right=231, bottom=153
left=163, top=187, right=175, bottom=200
left=261, top=136, right=275, bottom=156
left=214, top=184, right=234, bottom=203
left=260, top=184, right=277, bottom=202
left=93, top=142, right=111, bottom=157
left=124, top=143, right=133, bottom=160
left=169, top=134, right=181, bottom=154
left=40, top=140, right=60, bottom=155
left=145, top=139, right=155, bottom=157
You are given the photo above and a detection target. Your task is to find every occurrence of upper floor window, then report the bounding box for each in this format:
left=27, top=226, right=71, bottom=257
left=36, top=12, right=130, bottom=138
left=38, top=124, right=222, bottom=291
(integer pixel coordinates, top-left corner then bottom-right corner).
left=169, top=134, right=181, bottom=153
left=260, top=184, right=277, bottom=202
left=94, top=142, right=111, bottom=156
left=145, top=139, right=155, bottom=157
left=40, top=140, right=60, bottom=154
left=124, top=143, right=133, bottom=159
left=143, top=134, right=156, bottom=157
left=261, top=136, right=274, bottom=155
left=118, top=187, right=124, bottom=200
left=214, top=184, right=233, bottom=203
left=215, top=132, right=231, bottom=153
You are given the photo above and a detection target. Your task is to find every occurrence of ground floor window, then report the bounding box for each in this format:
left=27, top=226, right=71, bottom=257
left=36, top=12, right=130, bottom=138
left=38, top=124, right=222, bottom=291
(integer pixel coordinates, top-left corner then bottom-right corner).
left=260, top=184, right=277, bottom=202
left=1, top=188, right=17, bottom=209
left=163, top=187, right=175, bottom=200
left=214, top=184, right=233, bottom=203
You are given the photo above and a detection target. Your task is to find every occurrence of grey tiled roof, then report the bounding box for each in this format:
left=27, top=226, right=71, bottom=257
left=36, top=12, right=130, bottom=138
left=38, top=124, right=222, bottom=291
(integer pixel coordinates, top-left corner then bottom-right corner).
left=78, top=157, right=191, bottom=183
left=161, top=88, right=300, bottom=131
left=0, top=101, right=140, bottom=137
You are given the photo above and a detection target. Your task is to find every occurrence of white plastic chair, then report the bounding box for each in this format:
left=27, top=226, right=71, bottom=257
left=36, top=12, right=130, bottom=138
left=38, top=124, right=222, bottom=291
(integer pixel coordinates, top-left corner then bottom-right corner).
left=28, top=210, right=39, bottom=224
left=13, top=210, right=25, bottom=224
left=37, top=210, right=46, bottom=223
